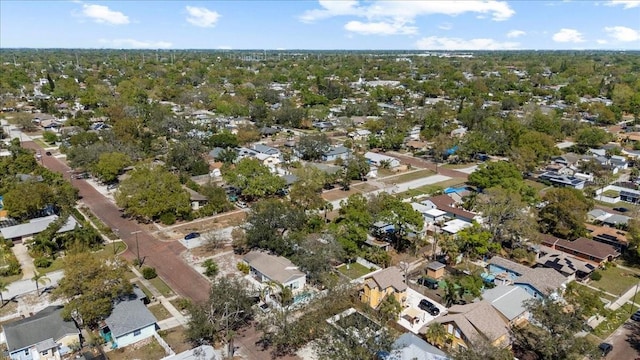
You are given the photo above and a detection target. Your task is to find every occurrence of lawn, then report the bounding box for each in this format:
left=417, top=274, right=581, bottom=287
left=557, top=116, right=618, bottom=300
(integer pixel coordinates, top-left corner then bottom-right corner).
left=337, top=262, right=373, bottom=279
left=0, top=273, right=23, bottom=284
left=590, top=266, right=640, bottom=296
left=107, top=337, right=167, bottom=360
left=148, top=277, right=174, bottom=297
left=381, top=169, right=435, bottom=185
left=593, top=303, right=639, bottom=338
left=148, top=303, right=172, bottom=321
left=524, top=179, right=548, bottom=191
left=159, top=327, right=192, bottom=354
left=400, top=178, right=464, bottom=199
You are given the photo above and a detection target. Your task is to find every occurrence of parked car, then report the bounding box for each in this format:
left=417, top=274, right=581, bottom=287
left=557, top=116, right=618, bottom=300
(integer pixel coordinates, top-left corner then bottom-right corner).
left=599, top=342, right=613, bottom=357
left=45, top=151, right=52, bottom=156
left=236, top=201, right=248, bottom=209
left=73, top=172, right=89, bottom=179
left=418, top=299, right=440, bottom=316
left=417, top=277, right=439, bottom=290
left=631, top=310, right=640, bottom=321
left=107, top=183, right=118, bottom=191
left=613, top=207, right=629, bottom=213
left=184, top=232, right=200, bottom=240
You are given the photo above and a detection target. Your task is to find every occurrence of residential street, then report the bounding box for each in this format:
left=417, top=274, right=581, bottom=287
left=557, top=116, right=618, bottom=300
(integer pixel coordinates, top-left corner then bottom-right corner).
left=22, top=141, right=212, bottom=303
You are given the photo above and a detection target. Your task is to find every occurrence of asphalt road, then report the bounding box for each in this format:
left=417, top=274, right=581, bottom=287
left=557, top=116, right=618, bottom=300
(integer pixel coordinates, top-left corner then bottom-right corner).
left=604, top=320, right=640, bottom=360
left=23, top=141, right=211, bottom=303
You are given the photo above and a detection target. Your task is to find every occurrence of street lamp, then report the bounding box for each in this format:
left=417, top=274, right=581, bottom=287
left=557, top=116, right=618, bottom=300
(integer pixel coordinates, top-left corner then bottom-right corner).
left=131, top=231, right=142, bottom=266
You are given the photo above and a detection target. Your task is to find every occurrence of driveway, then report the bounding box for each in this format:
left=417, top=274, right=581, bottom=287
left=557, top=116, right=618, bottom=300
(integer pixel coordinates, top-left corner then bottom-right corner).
left=397, top=288, right=447, bottom=334
left=22, top=141, right=211, bottom=303
left=12, top=242, right=35, bottom=280
left=3, top=270, right=64, bottom=299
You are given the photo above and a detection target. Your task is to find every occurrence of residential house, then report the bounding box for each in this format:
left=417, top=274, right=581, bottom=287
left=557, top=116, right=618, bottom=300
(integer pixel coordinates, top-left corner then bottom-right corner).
left=243, top=251, right=306, bottom=293
left=586, top=223, right=629, bottom=251
left=322, top=146, right=351, bottom=162
left=610, top=155, right=628, bottom=170
left=487, top=256, right=568, bottom=299
left=432, top=302, right=510, bottom=349
left=535, top=247, right=596, bottom=280
left=540, top=234, right=620, bottom=266
left=348, top=129, right=371, bottom=141
left=3, top=306, right=80, bottom=360
left=312, top=121, right=334, bottom=131
left=100, top=287, right=158, bottom=349
left=385, top=332, right=449, bottom=360
left=360, top=266, right=407, bottom=309
left=481, top=285, right=533, bottom=326
left=421, top=195, right=481, bottom=224
left=0, top=215, right=79, bottom=242
left=182, top=186, right=208, bottom=210
left=405, top=140, right=428, bottom=151
left=365, top=152, right=401, bottom=168
left=538, top=171, right=585, bottom=190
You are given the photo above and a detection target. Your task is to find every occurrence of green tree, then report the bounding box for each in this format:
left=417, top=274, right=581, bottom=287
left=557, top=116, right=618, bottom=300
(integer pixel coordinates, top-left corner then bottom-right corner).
left=223, top=158, right=286, bottom=200
left=574, top=126, right=612, bottom=148
left=202, top=259, right=219, bottom=278
left=115, top=164, right=191, bottom=222
left=31, top=270, right=51, bottom=296
left=289, top=166, right=326, bottom=210
left=244, top=199, right=307, bottom=255
left=42, top=130, right=58, bottom=144
left=474, top=187, right=537, bottom=246
left=467, top=161, right=522, bottom=190
left=207, top=130, right=239, bottom=148
left=511, top=299, right=598, bottom=360
left=52, top=252, right=132, bottom=328
left=378, top=294, right=402, bottom=322
left=539, top=187, right=591, bottom=240
left=186, top=277, right=254, bottom=348
left=3, top=182, right=54, bottom=221
left=92, top=152, right=131, bottom=183
left=295, top=133, right=331, bottom=161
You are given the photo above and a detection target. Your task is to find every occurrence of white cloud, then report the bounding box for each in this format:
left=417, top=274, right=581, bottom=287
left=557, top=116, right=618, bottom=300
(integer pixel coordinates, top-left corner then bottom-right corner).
left=80, top=3, right=129, bottom=25
left=605, top=0, right=640, bottom=9
left=415, top=36, right=519, bottom=50
left=99, top=39, right=172, bottom=49
left=552, top=28, right=585, bottom=43
left=506, top=30, right=526, bottom=38
left=604, top=26, right=640, bottom=42
left=344, top=20, right=417, bottom=35
left=185, top=6, right=220, bottom=28
left=300, top=1, right=515, bottom=36
left=217, top=45, right=232, bottom=50
left=438, top=22, right=453, bottom=30
left=597, top=39, right=608, bottom=44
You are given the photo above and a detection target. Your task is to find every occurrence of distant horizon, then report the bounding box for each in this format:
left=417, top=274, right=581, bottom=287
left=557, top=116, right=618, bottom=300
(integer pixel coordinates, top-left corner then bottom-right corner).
left=1, top=48, right=639, bottom=52
left=1, top=1, right=638, bottom=50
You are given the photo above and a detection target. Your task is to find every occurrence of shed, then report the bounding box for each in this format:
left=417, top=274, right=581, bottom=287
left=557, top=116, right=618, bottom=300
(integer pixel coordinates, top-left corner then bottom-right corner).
left=426, top=261, right=446, bottom=279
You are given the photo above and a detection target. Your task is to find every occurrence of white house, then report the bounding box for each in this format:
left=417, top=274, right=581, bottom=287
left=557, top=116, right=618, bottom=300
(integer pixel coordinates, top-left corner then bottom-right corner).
left=364, top=152, right=400, bottom=168
left=348, top=129, right=371, bottom=141
left=243, top=251, right=306, bottom=293
left=100, top=288, right=158, bottom=349
left=322, top=146, right=351, bottom=162
left=0, top=215, right=79, bottom=242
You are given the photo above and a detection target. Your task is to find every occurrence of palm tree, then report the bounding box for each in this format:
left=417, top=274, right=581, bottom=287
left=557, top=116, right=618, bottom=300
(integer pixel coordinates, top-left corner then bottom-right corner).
left=31, top=271, right=51, bottom=296
left=424, top=323, right=450, bottom=349
left=0, top=281, right=8, bottom=307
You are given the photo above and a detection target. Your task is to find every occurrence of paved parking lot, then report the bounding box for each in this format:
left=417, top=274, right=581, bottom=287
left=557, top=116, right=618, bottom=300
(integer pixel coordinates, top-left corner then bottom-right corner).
left=397, top=288, right=447, bottom=334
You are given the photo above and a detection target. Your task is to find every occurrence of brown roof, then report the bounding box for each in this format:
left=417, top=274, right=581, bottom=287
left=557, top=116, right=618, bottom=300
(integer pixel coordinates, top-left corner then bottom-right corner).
left=585, top=224, right=629, bottom=244
left=406, top=140, right=428, bottom=149
left=367, top=267, right=407, bottom=292
left=427, top=195, right=477, bottom=220
left=435, top=302, right=509, bottom=343
left=540, top=234, right=619, bottom=262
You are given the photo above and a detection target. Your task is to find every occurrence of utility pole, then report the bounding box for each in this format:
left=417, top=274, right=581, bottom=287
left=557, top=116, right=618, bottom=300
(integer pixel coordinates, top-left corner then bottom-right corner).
left=131, top=231, right=142, bottom=266
left=113, top=229, right=119, bottom=255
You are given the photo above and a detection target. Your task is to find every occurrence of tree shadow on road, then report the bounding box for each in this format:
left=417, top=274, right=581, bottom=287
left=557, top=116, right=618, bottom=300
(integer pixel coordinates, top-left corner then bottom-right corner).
left=625, top=321, right=640, bottom=352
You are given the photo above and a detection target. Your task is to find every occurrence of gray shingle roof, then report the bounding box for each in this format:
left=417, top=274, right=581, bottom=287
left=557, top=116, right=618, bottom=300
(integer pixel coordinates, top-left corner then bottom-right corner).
left=104, top=290, right=157, bottom=338
left=488, top=256, right=531, bottom=276
left=0, top=215, right=79, bottom=240
left=515, top=268, right=567, bottom=296
left=243, top=251, right=305, bottom=285
left=3, top=306, right=79, bottom=352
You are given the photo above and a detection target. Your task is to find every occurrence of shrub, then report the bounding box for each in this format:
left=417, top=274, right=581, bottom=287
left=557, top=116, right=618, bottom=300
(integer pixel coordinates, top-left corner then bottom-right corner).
left=159, top=212, right=176, bottom=225
left=237, top=261, right=250, bottom=274
left=202, top=259, right=219, bottom=278
left=175, top=298, right=191, bottom=311
left=34, top=257, right=52, bottom=268
left=590, top=271, right=603, bottom=281
left=42, top=130, right=58, bottom=144
left=142, top=267, right=157, bottom=280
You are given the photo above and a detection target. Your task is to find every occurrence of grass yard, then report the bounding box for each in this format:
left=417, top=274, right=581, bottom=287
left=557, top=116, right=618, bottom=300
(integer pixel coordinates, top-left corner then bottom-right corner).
left=593, top=303, right=639, bottom=338
left=148, top=303, right=172, bottom=321
left=337, top=262, right=373, bottom=279
left=148, top=277, right=174, bottom=297
left=590, top=266, right=640, bottom=296
left=159, top=327, right=192, bottom=354
left=107, top=337, right=167, bottom=360
left=381, top=169, right=435, bottom=185
left=400, top=178, right=463, bottom=199
left=524, top=179, right=548, bottom=191
left=352, top=182, right=378, bottom=193
left=0, top=273, right=22, bottom=284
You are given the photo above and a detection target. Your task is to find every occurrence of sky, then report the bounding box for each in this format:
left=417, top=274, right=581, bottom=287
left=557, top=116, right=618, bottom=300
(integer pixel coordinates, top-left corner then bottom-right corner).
left=1, top=0, right=639, bottom=50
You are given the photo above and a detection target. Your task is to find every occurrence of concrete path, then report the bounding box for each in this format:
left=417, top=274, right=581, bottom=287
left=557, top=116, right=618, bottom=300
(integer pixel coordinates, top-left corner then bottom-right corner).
left=3, top=270, right=64, bottom=299
left=12, top=243, right=36, bottom=280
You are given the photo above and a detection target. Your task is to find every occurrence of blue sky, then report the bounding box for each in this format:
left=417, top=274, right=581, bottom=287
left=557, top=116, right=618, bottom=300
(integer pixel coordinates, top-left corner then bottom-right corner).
left=1, top=1, right=639, bottom=50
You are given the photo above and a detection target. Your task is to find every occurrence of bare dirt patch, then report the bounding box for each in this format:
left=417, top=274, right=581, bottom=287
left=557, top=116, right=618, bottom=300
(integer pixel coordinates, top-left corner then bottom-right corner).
left=160, top=326, right=192, bottom=354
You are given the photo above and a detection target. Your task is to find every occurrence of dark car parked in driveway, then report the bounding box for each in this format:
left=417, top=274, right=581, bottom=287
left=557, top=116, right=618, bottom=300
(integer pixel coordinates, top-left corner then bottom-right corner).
left=418, top=299, right=440, bottom=316
left=631, top=310, right=640, bottom=321
left=613, top=207, right=629, bottom=213
left=599, top=342, right=613, bottom=357
left=184, top=232, right=200, bottom=240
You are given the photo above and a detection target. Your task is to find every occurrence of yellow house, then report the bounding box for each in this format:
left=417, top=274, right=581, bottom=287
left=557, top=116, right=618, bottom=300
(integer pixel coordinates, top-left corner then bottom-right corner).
left=430, top=302, right=510, bottom=349
left=360, top=266, right=407, bottom=309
